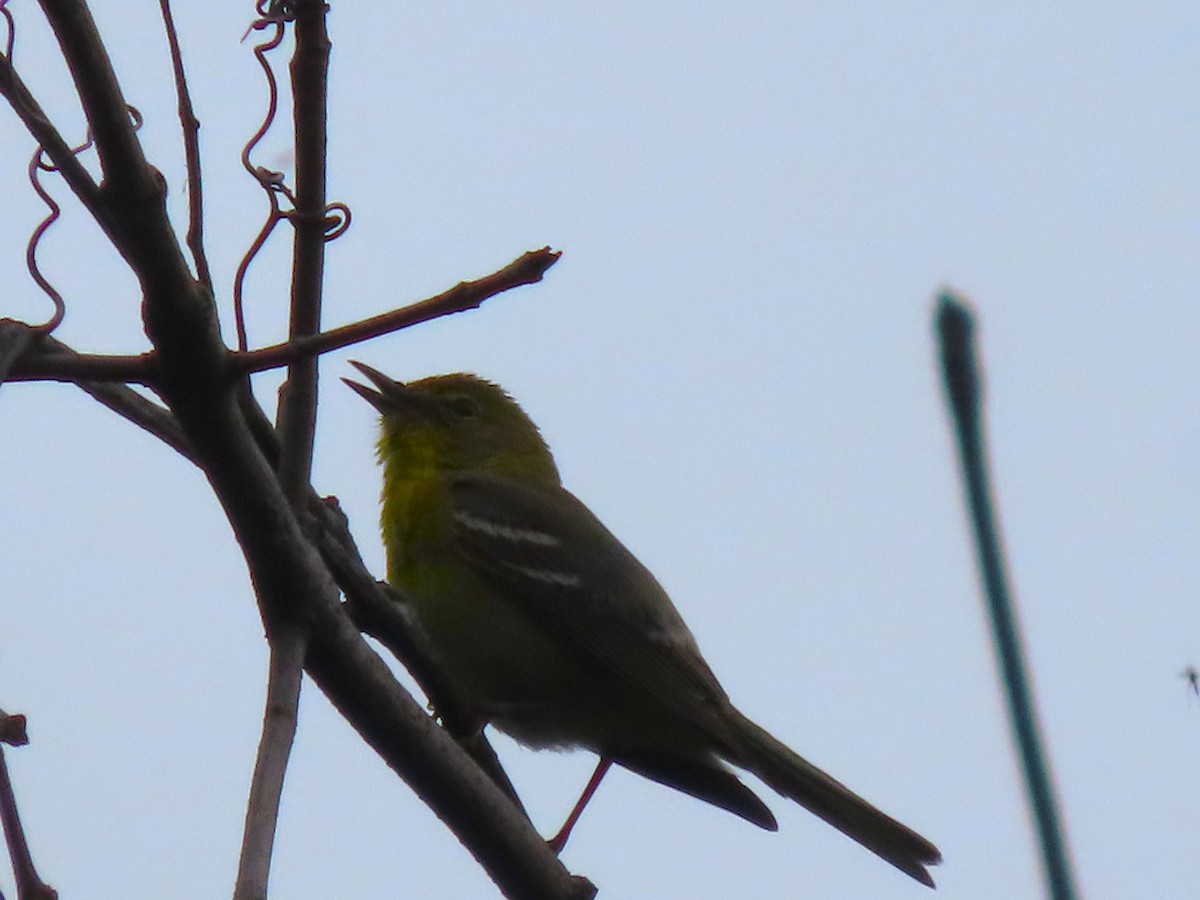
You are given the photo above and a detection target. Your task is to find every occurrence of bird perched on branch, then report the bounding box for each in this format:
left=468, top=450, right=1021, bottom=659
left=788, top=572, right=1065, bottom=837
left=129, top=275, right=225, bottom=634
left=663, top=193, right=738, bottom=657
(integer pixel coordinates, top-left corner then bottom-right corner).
left=346, top=363, right=941, bottom=887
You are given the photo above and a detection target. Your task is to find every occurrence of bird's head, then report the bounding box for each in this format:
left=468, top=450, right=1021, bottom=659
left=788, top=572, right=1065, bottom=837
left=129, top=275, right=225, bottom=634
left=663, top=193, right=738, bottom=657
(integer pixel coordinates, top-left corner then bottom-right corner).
left=345, top=362, right=560, bottom=485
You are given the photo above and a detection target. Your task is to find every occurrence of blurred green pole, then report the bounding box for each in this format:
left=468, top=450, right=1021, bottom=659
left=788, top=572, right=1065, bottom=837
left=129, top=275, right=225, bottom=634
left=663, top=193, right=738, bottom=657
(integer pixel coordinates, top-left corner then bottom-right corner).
left=936, top=292, right=1079, bottom=900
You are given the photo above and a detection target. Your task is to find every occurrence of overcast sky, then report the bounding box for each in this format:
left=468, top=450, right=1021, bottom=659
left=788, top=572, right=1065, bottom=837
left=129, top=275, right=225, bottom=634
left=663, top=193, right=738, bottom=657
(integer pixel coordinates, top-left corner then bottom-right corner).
left=2, top=3, right=1198, bottom=898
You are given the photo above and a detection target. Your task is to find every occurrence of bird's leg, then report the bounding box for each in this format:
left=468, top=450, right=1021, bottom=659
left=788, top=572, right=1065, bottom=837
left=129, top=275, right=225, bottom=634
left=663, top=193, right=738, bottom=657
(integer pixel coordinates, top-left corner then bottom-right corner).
left=547, top=756, right=613, bottom=853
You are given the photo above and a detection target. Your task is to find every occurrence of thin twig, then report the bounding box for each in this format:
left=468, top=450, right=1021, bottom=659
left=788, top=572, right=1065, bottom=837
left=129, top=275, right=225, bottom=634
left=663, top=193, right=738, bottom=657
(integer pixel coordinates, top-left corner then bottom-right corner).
left=936, top=289, right=1080, bottom=900
left=234, top=247, right=562, bottom=375
left=0, top=727, right=57, bottom=899
left=232, top=199, right=286, bottom=352
left=234, top=628, right=306, bottom=900
left=275, top=0, right=331, bottom=502
left=158, top=0, right=212, bottom=293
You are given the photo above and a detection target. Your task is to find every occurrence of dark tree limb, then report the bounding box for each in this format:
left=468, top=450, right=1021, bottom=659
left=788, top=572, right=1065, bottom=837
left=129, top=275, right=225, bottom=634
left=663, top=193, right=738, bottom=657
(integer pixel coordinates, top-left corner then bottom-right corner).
left=0, top=321, right=37, bottom=388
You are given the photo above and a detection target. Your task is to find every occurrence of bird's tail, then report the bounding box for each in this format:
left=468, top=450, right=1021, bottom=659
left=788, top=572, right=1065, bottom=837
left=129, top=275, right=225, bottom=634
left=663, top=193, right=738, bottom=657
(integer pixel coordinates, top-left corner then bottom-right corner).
left=725, top=708, right=941, bottom=888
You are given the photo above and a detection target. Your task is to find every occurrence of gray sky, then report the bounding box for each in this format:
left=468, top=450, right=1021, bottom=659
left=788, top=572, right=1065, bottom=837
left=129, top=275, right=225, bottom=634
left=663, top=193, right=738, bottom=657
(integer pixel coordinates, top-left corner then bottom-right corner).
left=2, top=3, right=1197, bottom=898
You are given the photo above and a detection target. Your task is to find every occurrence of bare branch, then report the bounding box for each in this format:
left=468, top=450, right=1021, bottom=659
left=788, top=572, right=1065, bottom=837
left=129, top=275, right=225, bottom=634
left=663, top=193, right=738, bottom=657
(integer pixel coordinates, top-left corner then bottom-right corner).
left=39, top=0, right=196, bottom=291
left=39, top=0, right=148, bottom=189
left=235, top=247, right=562, bottom=374
left=0, top=53, right=104, bottom=218
left=276, top=0, right=331, bottom=501
left=234, top=629, right=306, bottom=900
left=158, top=0, right=212, bottom=292
left=4, top=345, right=158, bottom=385
left=0, top=721, right=56, bottom=900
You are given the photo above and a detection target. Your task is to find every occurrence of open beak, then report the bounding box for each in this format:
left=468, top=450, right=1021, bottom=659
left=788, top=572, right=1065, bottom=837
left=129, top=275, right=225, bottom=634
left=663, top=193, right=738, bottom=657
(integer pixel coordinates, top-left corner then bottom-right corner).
left=343, top=361, right=429, bottom=417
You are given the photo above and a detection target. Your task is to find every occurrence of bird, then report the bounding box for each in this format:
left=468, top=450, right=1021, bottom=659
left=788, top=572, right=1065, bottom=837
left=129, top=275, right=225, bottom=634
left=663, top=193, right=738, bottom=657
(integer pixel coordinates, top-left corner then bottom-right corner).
left=345, top=363, right=941, bottom=887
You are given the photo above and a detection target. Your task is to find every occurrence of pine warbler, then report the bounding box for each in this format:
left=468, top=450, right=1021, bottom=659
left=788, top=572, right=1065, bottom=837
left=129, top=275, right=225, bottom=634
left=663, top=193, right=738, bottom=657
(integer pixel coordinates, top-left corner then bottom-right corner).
left=346, top=363, right=940, bottom=887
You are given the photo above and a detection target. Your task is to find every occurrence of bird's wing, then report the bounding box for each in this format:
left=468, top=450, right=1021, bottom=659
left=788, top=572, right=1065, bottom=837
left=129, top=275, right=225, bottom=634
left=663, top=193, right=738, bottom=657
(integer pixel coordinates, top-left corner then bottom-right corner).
left=449, top=475, right=942, bottom=887
left=447, top=473, right=734, bottom=736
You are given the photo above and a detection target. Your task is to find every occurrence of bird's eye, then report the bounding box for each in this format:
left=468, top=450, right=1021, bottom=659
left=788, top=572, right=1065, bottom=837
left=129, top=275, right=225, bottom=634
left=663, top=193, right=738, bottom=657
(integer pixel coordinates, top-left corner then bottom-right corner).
left=446, top=394, right=480, bottom=420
